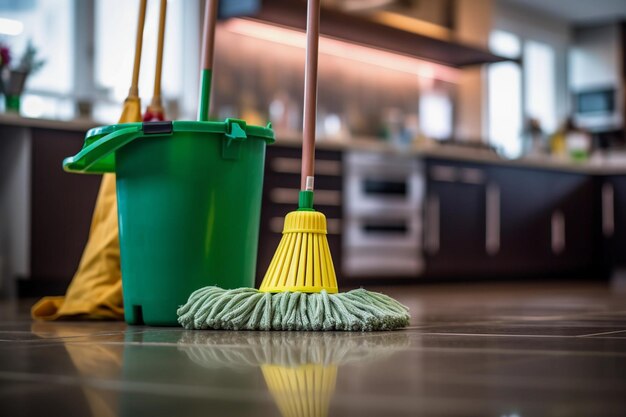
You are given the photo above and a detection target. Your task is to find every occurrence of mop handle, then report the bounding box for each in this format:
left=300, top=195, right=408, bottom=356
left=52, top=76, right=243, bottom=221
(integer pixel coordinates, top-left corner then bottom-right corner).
left=198, top=0, right=218, bottom=121
left=151, top=0, right=167, bottom=104
left=129, top=0, right=148, bottom=98
left=301, top=0, right=320, bottom=191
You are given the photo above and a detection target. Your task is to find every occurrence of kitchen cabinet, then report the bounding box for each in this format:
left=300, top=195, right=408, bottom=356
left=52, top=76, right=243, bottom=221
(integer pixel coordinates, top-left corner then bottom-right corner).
left=0, top=126, right=100, bottom=296
left=487, top=166, right=595, bottom=277
left=599, top=175, right=626, bottom=267
left=254, top=0, right=510, bottom=68
left=424, top=160, right=596, bottom=279
left=423, top=159, right=489, bottom=277
left=257, top=145, right=343, bottom=285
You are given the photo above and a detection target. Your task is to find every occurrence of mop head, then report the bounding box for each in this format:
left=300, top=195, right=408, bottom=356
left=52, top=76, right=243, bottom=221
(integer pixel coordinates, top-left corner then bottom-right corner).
left=177, top=208, right=410, bottom=331
left=177, top=286, right=409, bottom=331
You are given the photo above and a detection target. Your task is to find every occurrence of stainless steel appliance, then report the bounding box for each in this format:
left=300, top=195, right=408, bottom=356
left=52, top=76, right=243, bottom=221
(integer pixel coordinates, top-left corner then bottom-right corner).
left=343, top=151, right=424, bottom=277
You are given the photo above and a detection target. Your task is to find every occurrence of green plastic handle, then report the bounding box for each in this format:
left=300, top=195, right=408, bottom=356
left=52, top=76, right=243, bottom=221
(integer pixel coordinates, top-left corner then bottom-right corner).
left=63, top=125, right=142, bottom=173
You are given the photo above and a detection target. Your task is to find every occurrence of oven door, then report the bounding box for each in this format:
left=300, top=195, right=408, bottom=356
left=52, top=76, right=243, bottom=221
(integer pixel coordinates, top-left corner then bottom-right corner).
left=343, top=216, right=423, bottom=277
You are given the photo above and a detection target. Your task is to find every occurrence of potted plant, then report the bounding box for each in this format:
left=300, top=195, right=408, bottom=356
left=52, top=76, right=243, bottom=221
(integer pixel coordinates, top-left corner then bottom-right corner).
left=1, top=41, right=45, bottom=113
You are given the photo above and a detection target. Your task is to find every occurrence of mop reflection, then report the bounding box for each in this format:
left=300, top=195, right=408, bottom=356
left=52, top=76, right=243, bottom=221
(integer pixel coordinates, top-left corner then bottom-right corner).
left=29, top=322, right=410, bottom=417
left=178, top=332, right=410, bottom=417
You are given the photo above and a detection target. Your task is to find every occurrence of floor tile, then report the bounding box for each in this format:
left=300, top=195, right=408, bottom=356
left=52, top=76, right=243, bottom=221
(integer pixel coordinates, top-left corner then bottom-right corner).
left=1, top=281, right=626, bottom=416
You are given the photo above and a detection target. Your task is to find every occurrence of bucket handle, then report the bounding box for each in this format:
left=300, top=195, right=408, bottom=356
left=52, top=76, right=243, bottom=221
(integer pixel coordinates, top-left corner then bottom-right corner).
left=63, top=125, right=142, bottom=173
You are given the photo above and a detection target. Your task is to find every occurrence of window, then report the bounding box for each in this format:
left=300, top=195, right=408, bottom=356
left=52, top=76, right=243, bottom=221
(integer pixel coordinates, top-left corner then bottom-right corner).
left=487, top=31, right=558, bottom=158
left=0, top=0, right=74, bottom=118
left=487, top=30, right=522, bottom=158
left=94, top=0, right=186, bottom=122
left=524, top=40, right=557, bottom=134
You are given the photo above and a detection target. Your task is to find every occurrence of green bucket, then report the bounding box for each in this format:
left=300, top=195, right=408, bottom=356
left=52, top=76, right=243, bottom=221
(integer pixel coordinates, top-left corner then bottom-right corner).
left=64, top=119, right=274, bottom=326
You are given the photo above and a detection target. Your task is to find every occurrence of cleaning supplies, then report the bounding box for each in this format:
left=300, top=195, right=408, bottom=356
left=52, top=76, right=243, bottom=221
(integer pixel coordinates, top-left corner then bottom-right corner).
left=32, top=0, right=149, bottom=321
left=176, top=0, right=410, bottom=331
left=60, top=0, right=274, bottom=326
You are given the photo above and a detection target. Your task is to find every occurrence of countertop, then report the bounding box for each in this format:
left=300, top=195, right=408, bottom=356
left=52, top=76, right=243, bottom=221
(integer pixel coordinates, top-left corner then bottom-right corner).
left=2, top=113, right=626, bottom=175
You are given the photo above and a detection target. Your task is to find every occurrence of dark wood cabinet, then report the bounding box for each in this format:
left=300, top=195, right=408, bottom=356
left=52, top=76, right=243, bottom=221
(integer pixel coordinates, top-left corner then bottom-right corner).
left=487, top=166, right=595, bottom=277
left=256, top=145, right=343, bottom=285
left=425, top=160, right=597, bottom=279
left=424, top=159, right=488, bottom=277
left=600, top=175, right=626, bottom=267
left=26, top=128, right=101, bottom=294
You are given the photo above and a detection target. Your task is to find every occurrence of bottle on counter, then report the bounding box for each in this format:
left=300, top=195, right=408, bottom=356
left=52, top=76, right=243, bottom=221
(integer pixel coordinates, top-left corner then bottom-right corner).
left=550, top=118, right=591, bottom=162
left=522, top=117, right=547, bottom=157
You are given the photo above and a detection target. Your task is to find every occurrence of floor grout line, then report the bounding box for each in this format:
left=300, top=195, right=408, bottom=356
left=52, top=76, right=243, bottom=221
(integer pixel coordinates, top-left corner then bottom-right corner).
left=578, top=329, right=626, bottom=337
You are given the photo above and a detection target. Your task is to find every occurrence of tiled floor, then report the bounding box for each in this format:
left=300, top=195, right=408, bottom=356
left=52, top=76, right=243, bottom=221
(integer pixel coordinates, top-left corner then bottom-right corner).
left=1, top=281, right=626, bottom=416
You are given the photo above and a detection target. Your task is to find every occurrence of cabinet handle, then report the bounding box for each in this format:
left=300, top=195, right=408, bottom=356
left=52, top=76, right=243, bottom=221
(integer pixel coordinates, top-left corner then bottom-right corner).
left=602, top=183, right=615, bottom=238
left=551, top=210, right=565, bottom=254
left=460, top=168, right=485, bottom=185
left=425, top=194, right=440, bottom=254
left=485, top=183, right=500, bottom=255
left=430, top=165, right=457, bottom=182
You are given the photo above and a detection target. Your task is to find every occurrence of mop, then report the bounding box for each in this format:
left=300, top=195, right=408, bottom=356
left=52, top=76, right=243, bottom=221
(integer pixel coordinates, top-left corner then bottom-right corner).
left=31, top=0, right=148, bottom=320
left=177, top=0, right=409, bottom=331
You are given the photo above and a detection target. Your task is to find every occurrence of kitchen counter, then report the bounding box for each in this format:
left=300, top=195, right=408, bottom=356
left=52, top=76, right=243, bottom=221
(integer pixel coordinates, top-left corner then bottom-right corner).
left=2, top=114, right=625, bottom=175
left=276, top=131, right=626, bottom=176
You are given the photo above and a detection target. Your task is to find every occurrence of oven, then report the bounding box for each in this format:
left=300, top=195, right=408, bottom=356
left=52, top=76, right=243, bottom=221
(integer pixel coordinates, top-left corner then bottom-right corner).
left=343, top=151, right=424, bottom=277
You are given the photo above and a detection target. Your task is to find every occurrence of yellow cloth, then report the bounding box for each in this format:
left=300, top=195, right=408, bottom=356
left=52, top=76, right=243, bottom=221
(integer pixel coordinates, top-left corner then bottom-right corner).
left=31, top=97, right=142, bottom=320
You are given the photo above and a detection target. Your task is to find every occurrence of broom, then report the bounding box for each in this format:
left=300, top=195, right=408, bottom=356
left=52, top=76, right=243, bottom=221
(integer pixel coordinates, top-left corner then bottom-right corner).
left=120, top=0, right=147, bottom=123
left=143, top=0, right=167, bottom=122
left=30, top=0, right=148, bottom=321
left=177, top=0, right=409, bottom=331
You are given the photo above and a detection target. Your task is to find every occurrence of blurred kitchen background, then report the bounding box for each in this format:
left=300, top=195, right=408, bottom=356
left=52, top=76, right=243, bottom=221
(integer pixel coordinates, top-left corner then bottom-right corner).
left=2, top=0, right=626, bottom=297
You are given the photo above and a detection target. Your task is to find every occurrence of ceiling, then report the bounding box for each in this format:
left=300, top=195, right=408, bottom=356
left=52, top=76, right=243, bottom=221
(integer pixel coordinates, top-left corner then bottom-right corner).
left=504, top=0, right=626, bottom=24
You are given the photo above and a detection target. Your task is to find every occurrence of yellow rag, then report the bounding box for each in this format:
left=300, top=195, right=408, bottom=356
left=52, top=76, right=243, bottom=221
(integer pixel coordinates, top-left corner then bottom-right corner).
left=31, top=97, right=142, bottom=320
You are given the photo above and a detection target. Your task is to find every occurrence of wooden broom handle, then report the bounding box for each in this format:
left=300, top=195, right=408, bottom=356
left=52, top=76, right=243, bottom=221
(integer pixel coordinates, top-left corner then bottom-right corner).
left=152, top=0, right=167, bottom=101
left=201, top=0, right=218, bottom=71
left=301, top=0, right=320, bottom=191
left=130, top=0, right=147, bottom=98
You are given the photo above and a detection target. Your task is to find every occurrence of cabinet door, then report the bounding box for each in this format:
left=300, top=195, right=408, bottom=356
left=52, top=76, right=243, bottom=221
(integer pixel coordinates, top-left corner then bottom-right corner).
left=30, top=128, right=101, bottom=286
left=604, top=175, right=626, bottom=266
left=488, top=166, right=594, bottom=276
left=424, top=162, right=488, bottom=277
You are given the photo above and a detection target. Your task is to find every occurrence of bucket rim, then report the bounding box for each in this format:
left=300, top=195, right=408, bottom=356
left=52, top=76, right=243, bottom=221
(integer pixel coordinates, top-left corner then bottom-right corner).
left=64, top=118, right=275, bottom=174
left=86, top=119, right=275, bottom=144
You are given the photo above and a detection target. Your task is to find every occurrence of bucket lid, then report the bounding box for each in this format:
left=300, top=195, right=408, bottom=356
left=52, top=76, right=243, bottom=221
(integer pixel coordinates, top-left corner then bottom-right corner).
left=63, top=118, right=275, bottom=174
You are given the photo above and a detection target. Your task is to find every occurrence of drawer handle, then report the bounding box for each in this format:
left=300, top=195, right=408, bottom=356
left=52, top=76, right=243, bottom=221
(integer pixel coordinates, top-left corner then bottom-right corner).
left=271, top=158, right=342, bottom=176
left=270, top=188, right=341, bottom=206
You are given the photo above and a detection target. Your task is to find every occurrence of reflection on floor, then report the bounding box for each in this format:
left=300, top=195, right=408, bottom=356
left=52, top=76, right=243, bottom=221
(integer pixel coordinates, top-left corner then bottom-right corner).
left=1, top=281, right=626, bottom=416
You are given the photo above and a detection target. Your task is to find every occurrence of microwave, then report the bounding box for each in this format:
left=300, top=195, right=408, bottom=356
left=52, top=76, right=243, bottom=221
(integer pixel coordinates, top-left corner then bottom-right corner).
left=574, top=88, right=622, bottom=131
